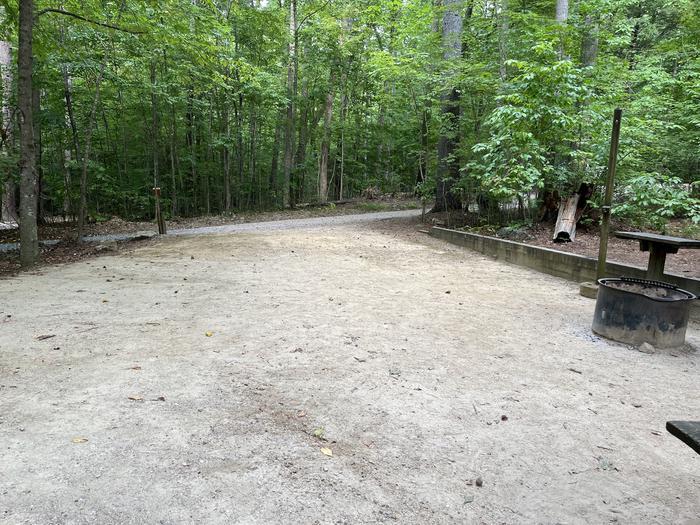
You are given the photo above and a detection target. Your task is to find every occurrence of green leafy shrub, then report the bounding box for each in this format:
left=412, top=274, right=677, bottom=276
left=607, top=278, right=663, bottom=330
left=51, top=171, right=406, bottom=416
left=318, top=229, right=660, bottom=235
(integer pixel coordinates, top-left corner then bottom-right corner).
left=614, top=173, right=700, bottom=230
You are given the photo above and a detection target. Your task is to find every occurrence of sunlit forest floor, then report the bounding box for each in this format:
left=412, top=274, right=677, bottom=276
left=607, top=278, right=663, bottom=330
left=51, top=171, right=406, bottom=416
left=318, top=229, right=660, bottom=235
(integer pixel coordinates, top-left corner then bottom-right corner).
left=1, top=216, right=698, bottom=523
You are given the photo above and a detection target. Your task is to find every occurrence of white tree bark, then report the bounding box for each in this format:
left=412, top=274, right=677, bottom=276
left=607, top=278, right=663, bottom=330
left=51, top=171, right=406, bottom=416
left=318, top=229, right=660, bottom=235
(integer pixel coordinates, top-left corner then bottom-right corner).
left=556, top=0, right=569, bottom=24
left=0, top=39, right=17, bottom=223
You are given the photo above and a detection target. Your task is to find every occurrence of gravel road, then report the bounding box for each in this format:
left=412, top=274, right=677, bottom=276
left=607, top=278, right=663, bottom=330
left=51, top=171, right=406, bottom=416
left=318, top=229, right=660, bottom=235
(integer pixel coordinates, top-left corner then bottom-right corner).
left=0, top=209, right=422, bottom=252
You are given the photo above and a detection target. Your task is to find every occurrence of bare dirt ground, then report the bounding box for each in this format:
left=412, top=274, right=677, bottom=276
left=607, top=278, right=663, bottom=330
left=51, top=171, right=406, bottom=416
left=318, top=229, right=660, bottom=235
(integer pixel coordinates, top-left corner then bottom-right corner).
left=1, top=215, right=698, bottom=524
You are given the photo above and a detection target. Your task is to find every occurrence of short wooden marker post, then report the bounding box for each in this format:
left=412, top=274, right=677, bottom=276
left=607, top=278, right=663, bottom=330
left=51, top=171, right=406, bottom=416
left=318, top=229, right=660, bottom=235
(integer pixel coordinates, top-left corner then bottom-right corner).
left=153, top=187, right=167, bottom=235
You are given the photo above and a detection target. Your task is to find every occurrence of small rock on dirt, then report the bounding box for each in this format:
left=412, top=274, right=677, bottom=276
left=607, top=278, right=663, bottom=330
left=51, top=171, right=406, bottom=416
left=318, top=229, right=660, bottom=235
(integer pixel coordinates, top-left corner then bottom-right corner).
left=95, top=240, right=118, bottom=252
left=638, top=342, right=655, bottom=354
left=132, top=231, right=157, bottom=241
left=475, top=477, right=483, bottom=487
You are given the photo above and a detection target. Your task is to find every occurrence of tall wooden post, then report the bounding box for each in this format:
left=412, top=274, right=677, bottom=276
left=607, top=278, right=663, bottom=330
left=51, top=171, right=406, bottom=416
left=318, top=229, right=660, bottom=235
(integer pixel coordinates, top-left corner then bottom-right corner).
left=153, top=187, right=166, bottom=235
left=596, top=109, right=622, bottom=280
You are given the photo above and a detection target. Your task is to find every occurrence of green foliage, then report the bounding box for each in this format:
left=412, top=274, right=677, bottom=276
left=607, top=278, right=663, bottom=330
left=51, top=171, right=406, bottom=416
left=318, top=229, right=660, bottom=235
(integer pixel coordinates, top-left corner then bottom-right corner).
left=0, top=0, right=696, bottom=230
left=614, top=174, right=700, bottom=229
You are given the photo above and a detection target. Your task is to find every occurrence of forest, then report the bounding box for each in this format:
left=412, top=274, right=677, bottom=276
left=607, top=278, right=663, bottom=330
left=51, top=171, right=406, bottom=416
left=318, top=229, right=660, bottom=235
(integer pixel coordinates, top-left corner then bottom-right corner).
left=0, top=0, right=699, bottom=266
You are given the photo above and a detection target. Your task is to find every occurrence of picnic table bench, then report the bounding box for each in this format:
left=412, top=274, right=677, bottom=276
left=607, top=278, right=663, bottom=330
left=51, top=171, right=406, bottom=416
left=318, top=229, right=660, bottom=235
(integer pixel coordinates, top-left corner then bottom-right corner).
left=666, top=421, right=700, bottom=455
left=614, top=231, right=700, bottom=281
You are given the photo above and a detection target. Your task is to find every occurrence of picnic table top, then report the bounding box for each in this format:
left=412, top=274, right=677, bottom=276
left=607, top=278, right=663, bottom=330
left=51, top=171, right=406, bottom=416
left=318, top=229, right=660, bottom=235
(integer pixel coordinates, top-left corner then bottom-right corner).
left=615, top=231, right=700, bottom=248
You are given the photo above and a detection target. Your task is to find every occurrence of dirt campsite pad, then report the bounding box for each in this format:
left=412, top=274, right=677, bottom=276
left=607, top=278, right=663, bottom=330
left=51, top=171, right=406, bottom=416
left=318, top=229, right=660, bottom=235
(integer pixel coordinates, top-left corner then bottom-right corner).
left=1, top=216, right=698, bottom=523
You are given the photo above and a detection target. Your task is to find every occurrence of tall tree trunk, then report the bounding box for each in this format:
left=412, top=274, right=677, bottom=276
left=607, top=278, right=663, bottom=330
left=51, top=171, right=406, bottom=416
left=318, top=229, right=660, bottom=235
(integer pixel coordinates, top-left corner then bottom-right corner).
left=282, top=0, right=297, bottom=208
left=77, top=62, right=106, bottom=241
left=498, top=0, right=508, bottom=82
left=186, top=88, right=197, bottom=215
left=433, top=0, right=463, bottom=213
left=248, top=104, right=257, bottom=208
left=269, top=110, right=283, bottom=206
left=222, top=93, right=231, bottom=211
left=339, top=96, right=346, bottom=201
left=18, top=0, right=38, bottom=266
left=62, top=148, right=71, bottom=217
left=294, top=77, right=309, bottom=204
left=33, top=85, right=42, bottom=221
left=150, top=61, right=159, bottom=188
left=319, top=90, right=333, bottom=203
left=555, top=0, right=569, bottom=24
left=555, top=0, right=568, bottom=58
left=170, top=99, right=179, bottom=216
left=0, top=39, right=17, bottom=223
left=581, top=15, right=598, bottom=68
left=235, top=92, right=244, bottom=207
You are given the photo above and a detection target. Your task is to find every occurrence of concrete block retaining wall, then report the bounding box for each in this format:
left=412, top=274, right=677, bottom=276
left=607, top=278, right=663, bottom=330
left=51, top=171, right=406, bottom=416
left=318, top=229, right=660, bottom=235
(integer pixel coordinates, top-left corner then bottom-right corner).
left=430, top=227, right=700, bottom=310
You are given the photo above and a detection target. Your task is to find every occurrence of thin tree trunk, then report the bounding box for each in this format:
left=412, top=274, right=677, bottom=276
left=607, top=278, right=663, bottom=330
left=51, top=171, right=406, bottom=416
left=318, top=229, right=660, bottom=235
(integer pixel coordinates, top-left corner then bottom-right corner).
left=33, top=86, right=42, bottom=221
left=498, top=0, right=508, bottom=82
left=248, top=104, right=256, bottom=208
left=282, top=0, right=297, bottom=208
left=235, top=92, right=244, bottom=207
left=339, top=95, right=346, bottom=201
left=18, top=0, right=38, bottom=266
left=168, top=81, right=178, bottom=215
left=186, top=88, right=196, bottom=215
left=150, top=61, right=159, bottom=188
left=77, top=62, right=106, bottom=241
left=63, top=149, right=71, bottom=217
left=0, top=38, right=17, bottom=223
left=294, top=78, right=310, bottom=203
left=319, top=90, right=333, bottom=203
left=269, top=110, right=283, bottom=206
left=222, top=92, right=231, bottom=211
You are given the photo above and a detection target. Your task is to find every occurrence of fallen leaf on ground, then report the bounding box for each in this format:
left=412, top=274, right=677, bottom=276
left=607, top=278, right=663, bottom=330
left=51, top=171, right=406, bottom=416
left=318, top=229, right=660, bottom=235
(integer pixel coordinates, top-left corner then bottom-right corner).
left=320, top=447, right=333, bottom=457
left=296, top=410, right=307, bottom=418
left=129, top=366, right=142, bottom=371
left=101, top=299, right=109, bottom=303
left=313, top=427, right=325, bottom=438
left=128, top=395, right=144, bottom=401
left=71, top=437, right=88, bottom=444
left=205, top=331, right=214, bottom=337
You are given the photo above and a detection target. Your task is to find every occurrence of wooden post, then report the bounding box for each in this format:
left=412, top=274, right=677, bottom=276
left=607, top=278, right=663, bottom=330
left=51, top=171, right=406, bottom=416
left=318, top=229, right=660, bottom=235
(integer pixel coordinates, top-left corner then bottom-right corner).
left=153, top=187, right=166, bottom=235
left=596, top=109, right=622, bottom=280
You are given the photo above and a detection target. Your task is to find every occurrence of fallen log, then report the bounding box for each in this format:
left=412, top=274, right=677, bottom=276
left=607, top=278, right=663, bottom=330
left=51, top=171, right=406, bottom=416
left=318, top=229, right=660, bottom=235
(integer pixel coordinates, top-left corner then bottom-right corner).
left=553, top=194, right=580, bottom=243
left=553, top=184, right=593, bottom=243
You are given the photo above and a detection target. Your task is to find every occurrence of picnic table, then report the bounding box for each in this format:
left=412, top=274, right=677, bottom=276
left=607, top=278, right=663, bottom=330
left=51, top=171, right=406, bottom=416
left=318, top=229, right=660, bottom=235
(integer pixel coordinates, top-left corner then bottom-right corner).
left=614, top=231, right=700, bottom=281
